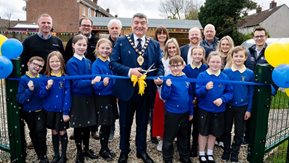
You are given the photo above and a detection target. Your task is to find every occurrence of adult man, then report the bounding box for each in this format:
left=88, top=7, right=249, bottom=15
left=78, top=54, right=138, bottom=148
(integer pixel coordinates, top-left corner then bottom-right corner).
left=20, top=13, right=64, bottom=163
left=180, top=27, right=202, bottom=64
left=21, top=13, right=64, bottom=74
left=110, top=13, right=164, bottom=163
left=245, top=27, right=269, bottom=70
left=64, top=17, right=99, bottom=62
left=200, top=24, right=219, bottom=58
left=107, top=18, right=122, bottom=46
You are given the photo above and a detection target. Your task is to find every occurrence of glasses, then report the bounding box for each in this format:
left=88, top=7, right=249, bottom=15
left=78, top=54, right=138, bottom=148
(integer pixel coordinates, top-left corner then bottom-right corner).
left=31, top=62, right=44, bottom=68
left=81, top=24, right=92, bottom=28
left=254, top=35, right=265, bottom=39
left=170, top=64, right=183, bottom=69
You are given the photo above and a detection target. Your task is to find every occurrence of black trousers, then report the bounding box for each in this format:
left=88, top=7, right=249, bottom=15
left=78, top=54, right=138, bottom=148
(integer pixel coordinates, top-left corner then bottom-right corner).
left=188, top=106, right=199, bottom=151
left=118, top=90, right=149, bottom=154
left=23, top=110, right=47, bottom=159
left=223, top=105, right=247, bottom=155
left=163, top=111, right=190, bottom=161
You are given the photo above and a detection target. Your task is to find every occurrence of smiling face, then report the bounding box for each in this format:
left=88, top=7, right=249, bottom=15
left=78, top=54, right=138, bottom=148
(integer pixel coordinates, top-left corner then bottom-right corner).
left=49, top=55, right=61, bottom=73
left=167, top=42, right=177, bottom=58
left=220, top=39, right=231, bottom=54
left=38, top=15, right=53, bottom=34
left=204, top=25, right=216, bottom=42
left=232, top=50, right=247, bottom=67
left=169, top=62, right=184, bottom=76
left=108, top=22, right=121, bottom=41
left=188, top=28, right=201, bottom=45
left=208, top=55, right=222, bottom=72
left=131, top=16, right=148, bottom=38
left=98, top=42, right=112, bottom=59
left=79, top=19, right=92, bottom=37
left=191, top=48, right=204, bottom=64
left=72, top=38, right=87, bottom=56
left=27, top=59, right=44, bottom=76
left=253, top=30, right=267, bottom=47
left=157, top=32, right=168, bottom=44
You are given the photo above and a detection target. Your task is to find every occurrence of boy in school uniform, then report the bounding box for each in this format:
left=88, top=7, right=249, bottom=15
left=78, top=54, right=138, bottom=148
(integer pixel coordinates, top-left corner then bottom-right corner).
left=17, top=56, right=49, bottom=163
left=161, top=55, right=194, bottom=163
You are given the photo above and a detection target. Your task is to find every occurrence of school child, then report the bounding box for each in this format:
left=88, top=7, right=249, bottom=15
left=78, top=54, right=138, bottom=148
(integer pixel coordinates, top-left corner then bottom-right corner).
left=161, top=55, right=194, bottom=163
left=16, top=56, right=49, bottom=163
left=196, top=51, right=233, bottom=163
left=91, top=38, right=117, bottom=161
left=183, top=46, right=207, bottom=157
left=66, top=34, right=100, bottom=162
left=222, top=46, right=254, bottom=162
left=41, top=51, right=71, bottom=163
left=152, top=38, right=181, bottom=151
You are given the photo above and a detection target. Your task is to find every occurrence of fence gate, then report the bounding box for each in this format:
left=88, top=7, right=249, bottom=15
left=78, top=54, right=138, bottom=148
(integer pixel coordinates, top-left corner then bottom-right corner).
left=0, top=60, right=24, bottom=163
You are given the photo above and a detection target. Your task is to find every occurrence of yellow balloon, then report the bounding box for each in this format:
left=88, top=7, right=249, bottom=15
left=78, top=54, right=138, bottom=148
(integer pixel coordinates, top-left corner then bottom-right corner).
left=285, top=88, right=289, bottom=97
left=265, top=43, right=289, bottom=67
left=0, top=34, right=8, bottom=56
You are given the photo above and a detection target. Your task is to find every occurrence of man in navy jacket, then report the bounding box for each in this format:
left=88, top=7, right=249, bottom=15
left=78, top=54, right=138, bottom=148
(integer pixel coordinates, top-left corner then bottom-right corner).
left=110, top=13, right=164, bottom=163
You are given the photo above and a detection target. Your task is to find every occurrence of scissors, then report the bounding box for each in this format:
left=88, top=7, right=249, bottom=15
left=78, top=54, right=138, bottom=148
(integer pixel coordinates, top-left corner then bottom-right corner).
left=140, top=63, right=157, bottom=74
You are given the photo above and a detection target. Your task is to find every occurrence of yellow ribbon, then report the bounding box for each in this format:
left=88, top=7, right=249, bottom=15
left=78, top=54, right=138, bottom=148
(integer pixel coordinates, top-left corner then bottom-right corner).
left=130, top=74, right=147, bottom=96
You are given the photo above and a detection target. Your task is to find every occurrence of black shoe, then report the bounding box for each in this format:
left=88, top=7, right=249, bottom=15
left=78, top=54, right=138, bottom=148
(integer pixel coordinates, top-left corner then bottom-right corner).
left=198, top=155, right=208, bottom=163
left=190, top=147, right=198, bottom=157
left=164, top=160, right=173, bottom=163
left=136, top=152, right=154, bottom=163
left=75, top=152, right=84, bottom=163
left=58, top=157, right=67, bottom=163
left=151, top=137, right=158, bottom=144
left=179, top=157, right=192, bottom=163
left=83, top=149, right=98, bottom=159
left=221, top=152, right=230, bottom=161
left=118, top=152, right=128, bottom=163
left=207, top=155, right=215, bottom=163
left=51, top=156, right=60, bottom=163
left=100, top=150, right=115, bottom=161
left=69, top=134, right=74, bottom=140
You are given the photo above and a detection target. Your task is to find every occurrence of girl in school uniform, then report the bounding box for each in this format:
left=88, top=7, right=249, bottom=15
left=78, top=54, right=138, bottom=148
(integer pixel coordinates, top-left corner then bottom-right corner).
left=42, top=51, right=71, bottom=163
left=66, top=34, right=99, bottom=162
left=196, top=51, right=233, bottom=163
left=91, top=38, right=117, bottom=161
left=183, top=46, right=207, bottom=157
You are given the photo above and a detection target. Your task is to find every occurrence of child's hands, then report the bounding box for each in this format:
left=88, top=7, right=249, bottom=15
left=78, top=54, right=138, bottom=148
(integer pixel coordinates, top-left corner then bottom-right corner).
left=154, top=77, right=163, bottom=86
left=166, top=79, right=172, bottom=86
left=206, top=81, right=213, bottom=90
left=46, top=79, right=53, bottom=90
left=213, top=98, right=223, bottom=107
left=103, top=77, right=109, bottom=86
left=244, top=111, right=251, bottom=120
left=189, top=115, right=193, bottom=121
left=27, top=80, right=34, bottom=91
left=91, top=76, right=101, bottom=85
left=63, top=115, right=70, bottom=122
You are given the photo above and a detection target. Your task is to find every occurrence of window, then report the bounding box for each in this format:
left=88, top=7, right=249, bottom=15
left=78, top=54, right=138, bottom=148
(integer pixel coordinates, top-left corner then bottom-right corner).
left=88, top=8, right=91, bottom=17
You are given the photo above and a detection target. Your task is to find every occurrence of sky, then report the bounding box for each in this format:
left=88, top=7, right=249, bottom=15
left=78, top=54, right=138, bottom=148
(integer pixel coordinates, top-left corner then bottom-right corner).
left=0, top=0, right=289, bottom=20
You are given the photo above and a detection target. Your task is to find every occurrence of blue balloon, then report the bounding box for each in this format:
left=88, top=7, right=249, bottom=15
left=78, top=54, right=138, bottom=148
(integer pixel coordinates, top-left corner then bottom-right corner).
left=0, top=56, right=13, bottom=79
left=1, top=38, right=23, bottom=59
left=272, top=64, right=289, bottom=88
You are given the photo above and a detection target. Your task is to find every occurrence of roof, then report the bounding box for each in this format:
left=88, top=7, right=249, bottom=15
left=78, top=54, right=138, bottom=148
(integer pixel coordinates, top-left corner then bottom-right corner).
left=90, top=17, right=202, bottom=29
left=0, top=19, right=26, bottom=30
left=13, top=23, right=38, bottom=29
left=81, top=0, right=112, bottom=17
left=239, top=4, right=285, bottom=28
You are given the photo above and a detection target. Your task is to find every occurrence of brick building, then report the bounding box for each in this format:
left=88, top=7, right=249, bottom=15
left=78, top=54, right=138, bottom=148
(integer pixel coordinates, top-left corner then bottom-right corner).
left=25, top=0, right=113, bottom=32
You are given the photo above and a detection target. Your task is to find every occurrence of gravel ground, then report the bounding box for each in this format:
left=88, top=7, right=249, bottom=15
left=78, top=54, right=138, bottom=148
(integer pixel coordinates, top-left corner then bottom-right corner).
left=22, top=119, right=249, bottom=163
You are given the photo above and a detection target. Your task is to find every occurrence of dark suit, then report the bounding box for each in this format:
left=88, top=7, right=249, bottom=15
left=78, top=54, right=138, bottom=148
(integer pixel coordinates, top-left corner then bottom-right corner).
left=110, top=34, right=164, bottom=154
left=180, top=44, right=191, bottom=64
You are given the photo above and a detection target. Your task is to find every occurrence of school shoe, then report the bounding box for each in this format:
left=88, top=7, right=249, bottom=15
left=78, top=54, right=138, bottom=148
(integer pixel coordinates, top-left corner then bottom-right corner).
left=58, top=157, right=67, bottom=163
left=83, top=149, right=98, bottom=159
left=198, top=155, right=208, bottom=163
left=207, top=155, right=215, bottom=163
left=230, top=153, right=239, bottom=163
left=164, top=160, right=172, bottom=163
left=151, top=137, right=158, bottom=144
left=218, top=141, right=224, bottom=149
left=69, top=133, right=74, bottom=140
left=179, top=157, right=192, bottom=163
left=99, top=150, right=116, bottom=161
left=38, top=156, right=49, bottom=163
left=75, top=152, right=84, bottom=163
left=156, top=140, right=163, bottom=151
left=118, top=152, right=128, bottom=163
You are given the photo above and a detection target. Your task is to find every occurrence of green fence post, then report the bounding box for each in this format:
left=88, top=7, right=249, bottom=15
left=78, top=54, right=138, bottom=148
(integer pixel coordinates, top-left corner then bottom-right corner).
left=247, top=64, right=273, bottom=163
left=5, top=59, right=25, bottom=163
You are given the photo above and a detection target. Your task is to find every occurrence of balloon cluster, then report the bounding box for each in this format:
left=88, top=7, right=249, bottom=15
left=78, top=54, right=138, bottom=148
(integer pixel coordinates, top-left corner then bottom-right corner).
left=0, top=34, right=23, bottom=79
left=265, top=42, right=289, bottom=96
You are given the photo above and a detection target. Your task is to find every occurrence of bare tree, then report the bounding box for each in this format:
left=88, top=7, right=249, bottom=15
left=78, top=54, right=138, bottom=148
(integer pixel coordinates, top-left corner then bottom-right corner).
left=159, top=0, right=197, bottom=19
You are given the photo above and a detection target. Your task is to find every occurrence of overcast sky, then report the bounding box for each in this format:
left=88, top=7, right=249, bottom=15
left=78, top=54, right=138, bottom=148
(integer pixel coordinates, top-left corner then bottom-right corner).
left=1, top=0, right=289, bottom=20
